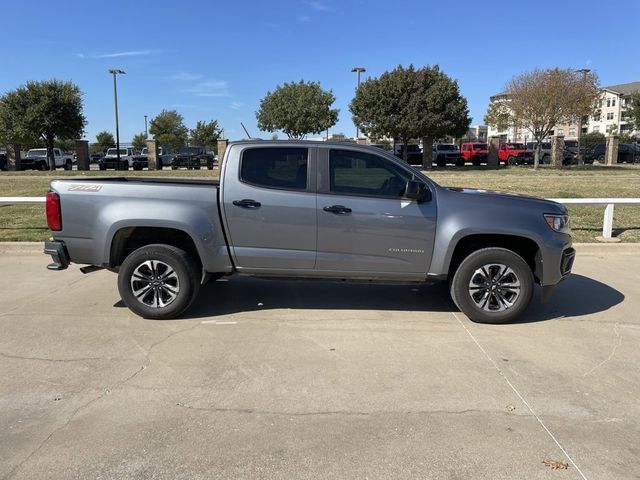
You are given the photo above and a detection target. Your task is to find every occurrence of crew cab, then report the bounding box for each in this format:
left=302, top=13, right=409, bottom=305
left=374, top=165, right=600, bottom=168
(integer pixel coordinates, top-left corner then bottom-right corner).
left=21, top=148, right=74, bottom=171
left=99, top=147, right=136, bottom=170
left=172, top=146, right=214, bottom=170
left=44, top=141, right=574, bottom=324
left=432, top=144, right=464, bottom=167
left=499, top=143, right=534, bottom=165
left=460, top=142, right=488, bottom=166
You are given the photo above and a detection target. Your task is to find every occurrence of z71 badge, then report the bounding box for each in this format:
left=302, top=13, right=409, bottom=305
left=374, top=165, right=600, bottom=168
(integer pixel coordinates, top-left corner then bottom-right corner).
left=68, top=184, right=102, bottom=192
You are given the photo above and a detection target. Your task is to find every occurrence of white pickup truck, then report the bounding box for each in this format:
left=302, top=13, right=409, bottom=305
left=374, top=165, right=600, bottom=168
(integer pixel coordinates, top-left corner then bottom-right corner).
left=21, top=148, right=74, bottom=170
left=99, top=147, right=136, bottom=170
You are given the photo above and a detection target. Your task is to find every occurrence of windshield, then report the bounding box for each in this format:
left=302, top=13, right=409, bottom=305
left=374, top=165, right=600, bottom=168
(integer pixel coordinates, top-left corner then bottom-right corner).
left=438, top=144, right=458, bottom=151
left=106, top=148, right=128, bottom=155
left=564, top=140, right=578, bottom=147
left=506, top=143, right=524, bottom=149
left=179, top=147, right=201, bottom=155
left=27, top=149, right=47, bottom=157
left=472, top=144, right=487, bottom=150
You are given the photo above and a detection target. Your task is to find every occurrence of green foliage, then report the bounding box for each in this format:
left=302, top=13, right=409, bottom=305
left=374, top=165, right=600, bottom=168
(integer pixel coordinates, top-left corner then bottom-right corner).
left=256, top=80, right=339, bottom=139
left=55, top=138, right=75, bottom=152
left=190, top=120, right=222, bottom=151
left=131, top=132, right=147, bottom=151
left=484, top=100, right=513, bottom=132
left=617, top=132, right=636, bottom=144
left=0, top=80, right=85, bottom=169
left=95, top=131, right=115, bottom=151
left=350, top=64, right=470, bottom=163
left=582, top=132, right=605, bottom=146
left=149, top=110, right=189, bottom=151
left=626, top=92, right=640, bottom=131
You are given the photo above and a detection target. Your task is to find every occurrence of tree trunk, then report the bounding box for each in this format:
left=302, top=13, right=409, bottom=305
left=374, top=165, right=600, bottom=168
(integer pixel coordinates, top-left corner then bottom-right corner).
left=534, top=142, right=540, bottom=170
left=402, top=138, right=408, bottom=162
left=422, top=136, right=433, bottom=170
left=46, top=136, right=56, bottom=171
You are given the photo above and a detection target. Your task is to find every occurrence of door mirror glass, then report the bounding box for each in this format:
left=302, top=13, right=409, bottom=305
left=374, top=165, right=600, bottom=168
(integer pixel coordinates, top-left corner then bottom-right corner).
left=405, top=180, right=430, bottom=202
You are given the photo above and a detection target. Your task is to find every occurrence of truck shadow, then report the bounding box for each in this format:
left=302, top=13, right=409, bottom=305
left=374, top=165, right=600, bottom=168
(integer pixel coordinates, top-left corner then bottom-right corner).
left=179, top=273, right=623, bottom=323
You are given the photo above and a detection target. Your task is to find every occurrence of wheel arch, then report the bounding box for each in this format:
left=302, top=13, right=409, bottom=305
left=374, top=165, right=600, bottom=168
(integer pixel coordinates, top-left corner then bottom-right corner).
left=446, top=234, right=542, bottom=284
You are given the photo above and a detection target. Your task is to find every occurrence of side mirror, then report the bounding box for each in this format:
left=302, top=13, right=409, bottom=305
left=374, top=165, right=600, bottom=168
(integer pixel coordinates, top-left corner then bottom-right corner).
left=405, top=180, right=431, bottom=203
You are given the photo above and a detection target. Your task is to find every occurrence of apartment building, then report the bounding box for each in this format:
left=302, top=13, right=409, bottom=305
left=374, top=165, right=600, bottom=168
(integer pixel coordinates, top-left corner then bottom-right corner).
left=486, top=80, right=639, bottom=141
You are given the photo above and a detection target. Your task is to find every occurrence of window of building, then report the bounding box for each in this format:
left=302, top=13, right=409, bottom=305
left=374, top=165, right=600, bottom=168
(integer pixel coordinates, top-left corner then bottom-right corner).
left=607, top=99, right=611, bottom=107
left=612, top=98, right=616, bottom=107
left=606, top=112, right=614, bottom=120
left=592, top=113, right=601, bottom=121
left=593, top=126, right=600, bottom=133
left=568, top=128, right=576, bottom=136
left=557, top=128, right=564, bottom=136
left=329, top=149, right=411, bottom=198
left=240, top=147, right=308, bottom=191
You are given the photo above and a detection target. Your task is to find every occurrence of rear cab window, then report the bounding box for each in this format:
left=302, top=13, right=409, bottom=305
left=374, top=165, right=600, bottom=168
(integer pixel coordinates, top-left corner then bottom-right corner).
left=240, top=147, right=308, bottom=191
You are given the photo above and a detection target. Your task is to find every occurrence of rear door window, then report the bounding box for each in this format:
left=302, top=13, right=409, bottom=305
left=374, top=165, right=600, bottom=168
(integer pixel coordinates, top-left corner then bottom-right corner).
left=240, top=147, right=308, bottom=191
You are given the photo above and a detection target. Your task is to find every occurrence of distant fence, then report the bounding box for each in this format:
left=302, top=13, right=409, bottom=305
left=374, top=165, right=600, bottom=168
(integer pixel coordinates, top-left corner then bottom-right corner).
left=1, top=196, right=640, bottom=240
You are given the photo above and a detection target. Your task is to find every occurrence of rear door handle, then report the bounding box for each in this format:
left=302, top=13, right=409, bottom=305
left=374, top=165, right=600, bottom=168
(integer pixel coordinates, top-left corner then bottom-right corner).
left=323, top=205, right=352, bottom=214
left=233, top=199, right=261, bottom=209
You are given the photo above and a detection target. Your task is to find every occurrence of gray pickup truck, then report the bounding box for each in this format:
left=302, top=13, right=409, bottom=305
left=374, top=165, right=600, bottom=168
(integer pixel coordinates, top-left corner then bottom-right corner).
left=44, top=141, right=574, bottom=324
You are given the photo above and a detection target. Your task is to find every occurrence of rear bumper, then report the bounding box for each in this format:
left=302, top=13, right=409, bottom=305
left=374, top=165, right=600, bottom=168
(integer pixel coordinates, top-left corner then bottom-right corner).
left=44, top=240, right=70, bottom=270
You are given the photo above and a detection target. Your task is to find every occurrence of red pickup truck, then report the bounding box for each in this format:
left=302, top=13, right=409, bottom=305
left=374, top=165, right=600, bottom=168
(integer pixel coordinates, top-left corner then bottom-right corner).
left=460, top=142, right=488, bottom=166
left=499, top=143, right=534, bottom=165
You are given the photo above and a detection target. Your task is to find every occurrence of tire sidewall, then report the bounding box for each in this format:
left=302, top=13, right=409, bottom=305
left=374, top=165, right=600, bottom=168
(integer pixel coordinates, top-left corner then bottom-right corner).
left=451, top=248, right=533, bottom=324
left=118, top=245, right=200, bottom=320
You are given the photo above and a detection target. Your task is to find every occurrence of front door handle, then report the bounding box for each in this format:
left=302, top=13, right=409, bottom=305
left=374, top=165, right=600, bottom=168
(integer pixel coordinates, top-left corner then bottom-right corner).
left=233, top=199, right=261, bottom=209
left=323, top=205, right=352, bottom=214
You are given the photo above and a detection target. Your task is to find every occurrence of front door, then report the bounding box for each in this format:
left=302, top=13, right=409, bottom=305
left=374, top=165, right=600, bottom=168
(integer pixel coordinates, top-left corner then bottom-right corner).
left=222, top=146, right=317, bottom=271
left=316, top=148, right=436, bottom=278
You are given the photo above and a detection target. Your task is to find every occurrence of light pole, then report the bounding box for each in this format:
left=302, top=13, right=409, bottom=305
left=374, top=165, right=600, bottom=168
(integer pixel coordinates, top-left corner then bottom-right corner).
left=575, top=68, right=591, bottom=165
left=144, top=115, right=148, bottom=138
left=351, top=67, right=366, bottom=139
left=109, top=69, right=126, bottom=163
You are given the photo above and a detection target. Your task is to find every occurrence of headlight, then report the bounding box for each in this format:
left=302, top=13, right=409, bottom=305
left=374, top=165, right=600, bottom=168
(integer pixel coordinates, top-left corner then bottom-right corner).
left=544, top=214, right=571, bottom=233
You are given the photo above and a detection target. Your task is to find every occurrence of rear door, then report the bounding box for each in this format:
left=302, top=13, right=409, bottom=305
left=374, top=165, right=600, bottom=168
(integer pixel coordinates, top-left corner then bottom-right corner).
left=221, top=146, right=317, bottom=271
left=316, top=147, right=436, bottom=278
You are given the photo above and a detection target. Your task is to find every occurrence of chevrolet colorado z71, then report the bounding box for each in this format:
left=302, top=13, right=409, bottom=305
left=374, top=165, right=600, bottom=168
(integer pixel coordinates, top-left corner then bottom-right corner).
left=44, top=141, right=574, bottom=323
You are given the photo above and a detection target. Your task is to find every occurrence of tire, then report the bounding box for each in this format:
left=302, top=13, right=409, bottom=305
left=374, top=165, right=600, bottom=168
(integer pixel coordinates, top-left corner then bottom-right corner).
left=507, top=155, right=515, bottom=166
left=64, top=160, right=72, bottom=171
left=99, top=164, right=107, bottom=171
left=542, top=154, right=550, bottom=165
left=117, top=244, right=201, bottom=320
left=455, top=159, right=465, bottom=167
left=39, top=161, right=48, bottom=171
left=436, top=157, right=446, bottom=167
left=450, top=247, right=534, bottom=324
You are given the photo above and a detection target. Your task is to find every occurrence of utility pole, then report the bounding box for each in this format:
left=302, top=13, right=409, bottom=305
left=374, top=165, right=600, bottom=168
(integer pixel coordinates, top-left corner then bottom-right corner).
left=575, top=68, right=591, bottom=165
left=109, top=69, right=126, bottom=163
left=144, top=115, right=148, bottom=138
left=351, top=67, right=366, bottom=139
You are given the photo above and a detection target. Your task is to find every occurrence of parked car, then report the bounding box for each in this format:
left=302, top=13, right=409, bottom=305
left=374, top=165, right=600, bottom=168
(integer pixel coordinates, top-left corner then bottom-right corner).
left=499, top=143, right=533, bottom=165
left=432, top=144, right=464, bottom=167
left=460, top=142, right=488, bottom=166
left=393, top=143, right=423, bottom=165
left=0, top=153, right=7, bottom=171
left=526, top=142, right=552, bottom=164
left=172, top=146, right=214, bottom=170
left=20, top=148, right=74, bottom=170
left=89, top=153, right=104, bottom=164
left=45, top=140, right=574, bottom=324
left=585, top=144, right=638, bottom=164
left=131, top=150, right=148, bottom=171
left=99, top=147, right=135, bottom=170
left=138, top=146, right=176, bottom=167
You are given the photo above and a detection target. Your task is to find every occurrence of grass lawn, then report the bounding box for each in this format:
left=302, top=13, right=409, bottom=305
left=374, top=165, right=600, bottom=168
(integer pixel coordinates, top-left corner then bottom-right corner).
left=1, top=165, right=639, bottom=242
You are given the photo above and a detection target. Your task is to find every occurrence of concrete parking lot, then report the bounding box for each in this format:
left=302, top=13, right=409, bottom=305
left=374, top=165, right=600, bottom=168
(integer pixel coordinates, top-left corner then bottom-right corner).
left=0, top=243, right=638, bottom=479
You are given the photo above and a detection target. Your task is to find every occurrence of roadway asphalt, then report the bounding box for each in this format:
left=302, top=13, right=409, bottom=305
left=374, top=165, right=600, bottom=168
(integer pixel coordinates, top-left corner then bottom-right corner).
left=0, top=243, right=638, bottom=480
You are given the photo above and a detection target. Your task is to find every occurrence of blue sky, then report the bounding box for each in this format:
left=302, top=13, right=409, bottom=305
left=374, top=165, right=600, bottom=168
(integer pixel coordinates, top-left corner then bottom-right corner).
left=1, top=0, right=638, bottom=143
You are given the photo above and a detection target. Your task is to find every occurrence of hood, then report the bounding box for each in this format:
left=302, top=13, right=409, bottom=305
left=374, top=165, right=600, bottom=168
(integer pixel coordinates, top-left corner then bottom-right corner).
left=445, top=187, right=566, bottom=213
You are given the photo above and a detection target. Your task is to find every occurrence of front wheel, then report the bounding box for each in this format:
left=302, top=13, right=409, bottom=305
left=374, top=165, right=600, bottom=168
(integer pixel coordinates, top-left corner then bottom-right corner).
left=117, top=244, right=201, bottom=320
left=450, top=247, right=534, bottom=324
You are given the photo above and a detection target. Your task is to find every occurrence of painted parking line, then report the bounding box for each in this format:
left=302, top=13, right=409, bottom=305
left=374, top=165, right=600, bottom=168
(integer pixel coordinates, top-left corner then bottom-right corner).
left=201, top=320, right=237, bottom=325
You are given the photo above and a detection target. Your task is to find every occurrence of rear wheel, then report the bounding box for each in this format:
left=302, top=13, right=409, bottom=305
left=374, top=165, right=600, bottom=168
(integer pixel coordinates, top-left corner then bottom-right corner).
left=39, top=161, right=48, bottom=171
left=64, top=160, right=73, bottom=170
left=99, top=163, right=107, bottom=171
left=507, top=155, right=515, bottom=166
left=117, top=244, right=201, bottom=320
left=450, top=247, right=534, bottom=324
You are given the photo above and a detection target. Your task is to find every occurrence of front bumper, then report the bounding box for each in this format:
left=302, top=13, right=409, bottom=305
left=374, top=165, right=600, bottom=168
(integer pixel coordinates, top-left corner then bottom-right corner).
left=44, top=240, right=70, bottom=270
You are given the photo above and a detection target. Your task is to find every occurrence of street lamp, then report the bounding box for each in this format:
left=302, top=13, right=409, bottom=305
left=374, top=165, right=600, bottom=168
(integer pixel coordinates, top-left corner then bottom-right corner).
left=575, top=68, right=591, bottom=165
left=109, top=69, right=126, bottom=163
left=351, top=67, right=366, bottom=139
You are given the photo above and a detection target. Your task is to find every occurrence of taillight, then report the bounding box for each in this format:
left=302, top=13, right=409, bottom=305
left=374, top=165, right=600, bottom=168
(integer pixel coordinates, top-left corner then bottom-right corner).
left=46, top=191, right=62, bottom=231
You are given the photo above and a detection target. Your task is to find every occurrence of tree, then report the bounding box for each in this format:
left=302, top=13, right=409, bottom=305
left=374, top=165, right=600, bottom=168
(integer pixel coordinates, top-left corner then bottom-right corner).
left=95, top=131, right=115, bottom=152
left=350, top=64, right=470, bottom=167
left=149, top=110, right=189, bottom=151
left=190, top=120, right=222, bottom=151
left=132, top=132, right=147, bottom=151
left=256, top=80, right=339, bottom=139
left=0, top=80, right=86, bottom=169
left=626, top=92, right=640, bottom=132
left=485, top=68, right=600, bottom=169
